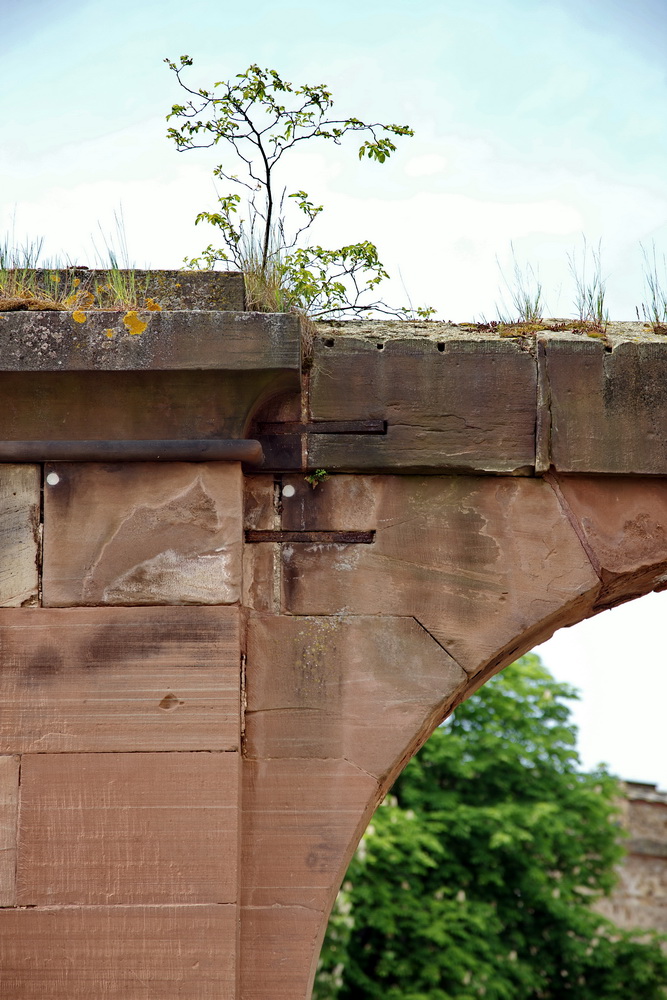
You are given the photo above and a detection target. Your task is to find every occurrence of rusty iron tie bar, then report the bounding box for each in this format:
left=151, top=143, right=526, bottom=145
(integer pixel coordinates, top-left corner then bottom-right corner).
left=245, top=530, right=375, bottom=544
left=0, top=439, right=264, bottom=464
left=257, top=419, right=387, bottom=435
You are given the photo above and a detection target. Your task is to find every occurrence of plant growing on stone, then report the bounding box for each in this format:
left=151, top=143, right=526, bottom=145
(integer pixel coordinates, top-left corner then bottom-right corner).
left=496, top=243, right=544, bottom=325
left=0, top=222, right=158, bottom=313
left=568, top=236, right=609, bottom=330
left=305, top=469, right=330, bottom=489
left=639, top=241, right=667, bottom=331
left=164, top=58, right=420, bottom=318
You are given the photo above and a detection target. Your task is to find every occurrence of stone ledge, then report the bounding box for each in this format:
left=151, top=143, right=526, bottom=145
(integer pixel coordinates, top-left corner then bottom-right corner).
left=0, top=310, right=300, bottom=371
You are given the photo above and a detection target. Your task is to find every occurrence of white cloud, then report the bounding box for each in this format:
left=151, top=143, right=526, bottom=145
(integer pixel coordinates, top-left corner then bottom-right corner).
left=404, top=154, right=448, bottom=178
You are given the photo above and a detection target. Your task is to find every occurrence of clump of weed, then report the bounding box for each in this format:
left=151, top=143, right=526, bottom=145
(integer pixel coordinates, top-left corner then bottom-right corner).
left=639, top=241, right=667, bottom=333
left=568, top=236, right=608, bottom=332
left=495, top=243, right=545, bottom=325
left=0, top=214, right=160, bottom=313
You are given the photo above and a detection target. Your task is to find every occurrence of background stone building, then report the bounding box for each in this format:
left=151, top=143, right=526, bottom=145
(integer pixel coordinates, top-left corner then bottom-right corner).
left=597, top=782, right=667, bottom=934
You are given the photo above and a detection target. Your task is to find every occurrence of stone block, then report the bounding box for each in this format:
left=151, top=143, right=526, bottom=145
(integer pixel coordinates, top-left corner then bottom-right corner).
left=246, top=615, right=467, bottom=781
left=0, top=606, right=239, bottom=753
left=280, top=475, right=600, bottom=675
left=242, top=542, right=277, bottom=613
left=0, top=755, right=19, bottom=905
left=1, top=267, right=246, bottom=312
left=42, top=462, right=242, bottom=606
left=280, top=473, right=379, bottom=531
left=0, top=905, right=237, bottom=999
left=244, top=474, right=278, bottom=530
left=544, top=337, right=667, bottom=474
left=241, top=758, right=378, bottom=910
left=0, top=465, right=39, bottom=607
left=308, top=337, right=537, bottom=473
left=551, top=474, right=667, bottom=606
left=0, top=368, right=297, bottom=443
left=17, top=751, right=239, bottom=905
left=240, top=903, right=322, bottom=1000
left=0, top=309, right=300, bottom=372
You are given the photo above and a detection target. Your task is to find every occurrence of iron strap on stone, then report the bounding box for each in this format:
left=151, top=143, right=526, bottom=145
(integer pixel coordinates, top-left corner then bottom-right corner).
left=258, top=419, right=387, bottom=435
left=245, top=529, right=376, bottom=544
left=0, top=439, right=264, bottom=464
left=256, top=420, right=387, bottom=471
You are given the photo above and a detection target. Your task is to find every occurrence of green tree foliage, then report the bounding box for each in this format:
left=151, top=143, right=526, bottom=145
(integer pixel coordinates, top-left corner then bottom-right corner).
left=164, top=58, right=426, bottom=318
left=316, top=655, right=667, bottom=1000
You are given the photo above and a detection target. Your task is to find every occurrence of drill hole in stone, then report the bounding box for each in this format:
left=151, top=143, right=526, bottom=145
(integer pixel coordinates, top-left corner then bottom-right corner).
left=158, top=692, right=184, bottom=712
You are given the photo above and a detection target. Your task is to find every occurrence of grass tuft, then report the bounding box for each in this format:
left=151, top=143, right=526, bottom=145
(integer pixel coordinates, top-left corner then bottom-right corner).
left=639, top=241, right=667, bottom=331
left=0, top=213, right=158, bottom=312
left=568, top=237, right=609, bottom=330
left=496, top=244, right=544, bottom=324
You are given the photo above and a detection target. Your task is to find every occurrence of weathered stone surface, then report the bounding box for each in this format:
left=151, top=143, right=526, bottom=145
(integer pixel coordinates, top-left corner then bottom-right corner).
left=17, top=751, right=239, bottom=905
left=246, top=615, right=467, bottom=781
left=241, top=758, right=378, bottom=910
left=280, top=475, right=600, bottom=675
left=0, top=465, right=39, bottom=607
left=598, top=861, right=667, bottom=933
left=242, top=475, right=280, bottom=612
left=0, top=309, right=300, bottom=371
left=244, top=474, right=278, bottom=530
left=550, top=475, right=667, bottom=607
left=243, top=542, right=278, bottom=613
left=241, top=904, right=322, bottom=1000
left=43, top=463, right=242, bottom=606
left=0, top=606, right=239, bottom=753
left=543, top=337, right=667, bottom=474
left=0, top=756, right=19, bottom=905
left=3, top=268, right=246, bottom=311
left=0, top=905, right=237, bottom=999
left=280, top=473, right=378, bottom=531
left=240, top=758, right=379, bottom=999
left=596, top=782, right=667, bottom=933
left=0, top=368, right=297, bottom=443
left=308, top=337, right=537, bottom=473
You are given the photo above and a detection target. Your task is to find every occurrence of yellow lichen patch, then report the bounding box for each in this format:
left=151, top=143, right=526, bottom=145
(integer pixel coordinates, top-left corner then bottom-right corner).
left=72, top=310, right=87, bottom=324
left=103, top=328, right=115, bottom=339
left=145, top=297, right=162, bottom=311
left=123, top=311, right=148, bottom=336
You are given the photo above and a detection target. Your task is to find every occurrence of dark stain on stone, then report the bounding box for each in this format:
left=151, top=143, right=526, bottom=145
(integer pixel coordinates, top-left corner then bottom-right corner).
left=26, top=645, right=64, bottom=682
left=84, top=621, right=216, bottom=669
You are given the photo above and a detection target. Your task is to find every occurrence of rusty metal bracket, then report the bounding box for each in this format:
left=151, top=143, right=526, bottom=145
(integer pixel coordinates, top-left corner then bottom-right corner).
left=245, top=529, right=375, bottom=544
left=258, top=419, right=386, bottom=435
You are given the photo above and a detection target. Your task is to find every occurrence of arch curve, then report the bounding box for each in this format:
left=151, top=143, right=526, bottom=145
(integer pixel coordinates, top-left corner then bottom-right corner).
left=241, top=471, right=667, bottom=1000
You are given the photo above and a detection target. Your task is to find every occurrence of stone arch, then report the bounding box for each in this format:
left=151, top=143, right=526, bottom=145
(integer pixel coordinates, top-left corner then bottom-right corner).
left=241, top=471, right=667, bottom=1000
left=4, top=278, right=667, bottom=998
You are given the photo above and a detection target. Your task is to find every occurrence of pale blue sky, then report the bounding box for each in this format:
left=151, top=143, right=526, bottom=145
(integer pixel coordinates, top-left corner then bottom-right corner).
left=3, top=0, right=667, bottom=785
left=3, top=0, right=667, bottom=317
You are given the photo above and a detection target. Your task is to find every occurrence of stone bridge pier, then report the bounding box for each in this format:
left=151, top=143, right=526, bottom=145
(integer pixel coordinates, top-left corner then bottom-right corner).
left=1, top=272, right=667, bottom=998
